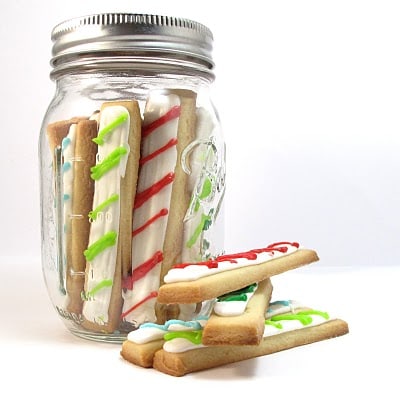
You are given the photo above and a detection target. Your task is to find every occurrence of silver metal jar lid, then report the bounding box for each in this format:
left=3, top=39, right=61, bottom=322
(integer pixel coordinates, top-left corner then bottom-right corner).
left=50, top=13, right=214, bottom=78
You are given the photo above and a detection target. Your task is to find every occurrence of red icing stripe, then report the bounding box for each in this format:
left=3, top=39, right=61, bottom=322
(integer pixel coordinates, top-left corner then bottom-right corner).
left=217, top=252, right=257, bottom=263
left=173, top=242, right=300, bottom=270
left=173, top=259, right=219, bottom=269
left=122, top=251, right=163, bottom=290
left=142, top=105, right=181, bottom=138
left=139, top=138, right=178, bottom=166
left=133, top=172, right=175, bottom=209
left=124, top=105, right=181, bottom=308
left=132, top=208, right=169, bottom=237
left=120, top=291, right=158, bottom=319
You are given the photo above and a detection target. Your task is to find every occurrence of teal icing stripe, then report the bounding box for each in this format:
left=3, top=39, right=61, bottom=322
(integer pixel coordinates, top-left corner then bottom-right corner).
left=140, top=319, right=204, bottom=331
left=62, top=161, right=72, bottom=173
left=61, top=137, right=71, bottom=151
left=270, top=300, right=291, bottom=307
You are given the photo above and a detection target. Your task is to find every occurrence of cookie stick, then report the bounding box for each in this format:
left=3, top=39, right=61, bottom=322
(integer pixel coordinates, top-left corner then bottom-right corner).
left=46, top=117, right=87, bottom=153
left=114, top=101, right=142, bottom=280
left=82, top=100, right=141, bottom=333
left=121, top=90, right=197, bottom=326
left=46, top=117, right=88, bottom=299
left=160, top=90, right=197, bottom=279
left=121, top=318, right=208, bottom=368
left=65, top=120, right=98, bottom=314
left=115, top=100, right=142, bottom=328
left=201, top=278, right=273, bottom=346
left=121, top=93, right=182, bottom=327
left=157, top=242, right=319, bottom=304
left=156, top=89, right=197, bottom=323
left=153, top=311, right=349, bottom=377
left=121, top=339, right=165, bottom=368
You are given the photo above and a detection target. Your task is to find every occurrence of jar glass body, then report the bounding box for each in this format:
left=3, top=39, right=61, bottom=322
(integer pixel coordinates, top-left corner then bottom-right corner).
left=39, top=70, right=225, bottom=342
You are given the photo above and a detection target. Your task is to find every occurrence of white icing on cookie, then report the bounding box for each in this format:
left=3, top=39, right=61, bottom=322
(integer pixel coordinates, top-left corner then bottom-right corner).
left=127, top=318, right=208, bottom=344
left=266, top=300, right=303, bottom=318
left=163, top=338, right=206, bottom=353
left=161, top=301, right=332, bottom=353
left=121, top=93, right=181, bottom=326
left=61, top=125, right=76, bottom=306
left=213, top=284, right=257, bottom=317
left=61, top=124, right=76, bottom=228
left=82, top=105, right=130, bottom=325
left=263, top=312, right=331, bottom=337
left=164, top=243, right=300, bottom=283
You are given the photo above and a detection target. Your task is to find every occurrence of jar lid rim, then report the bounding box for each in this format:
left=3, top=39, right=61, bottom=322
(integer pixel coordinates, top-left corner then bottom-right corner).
left=52, top=13, right=213, bottom=41
left=50, top=13, right=214, bottom=75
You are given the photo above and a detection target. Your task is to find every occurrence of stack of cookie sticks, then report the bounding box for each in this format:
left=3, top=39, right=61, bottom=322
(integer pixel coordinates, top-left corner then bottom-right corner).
left=121, top=241, right=349, bottom=376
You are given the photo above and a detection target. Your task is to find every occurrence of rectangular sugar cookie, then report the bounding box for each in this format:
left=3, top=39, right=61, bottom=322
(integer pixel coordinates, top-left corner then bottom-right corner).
left=82, top=100, right=141, bottom=333
left=46, top=117, right=96, bottom=315
left=201, top=278, right=273, bottom=346
left=153, top=318, right=349, bottom=377
left=121, top=339, right=165, bottom=368
left=121, top=90, right=197, bottom=327
left=157, top=244, right=319, bottom=304
left=66, top=120, right=98, bottom=315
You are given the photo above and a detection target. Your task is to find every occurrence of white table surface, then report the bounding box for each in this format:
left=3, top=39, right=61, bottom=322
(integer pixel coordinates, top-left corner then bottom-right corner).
left=2, top=261, right=398, bottom=399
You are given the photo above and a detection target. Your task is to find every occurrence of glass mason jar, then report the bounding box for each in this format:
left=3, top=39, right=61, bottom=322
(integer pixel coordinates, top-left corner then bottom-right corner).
left=39, top=13, right=226, bottom=343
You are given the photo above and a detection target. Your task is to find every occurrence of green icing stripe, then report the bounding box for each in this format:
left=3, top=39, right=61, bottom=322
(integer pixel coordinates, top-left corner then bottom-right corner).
left=91, top=146, right=128, bottom=180
left=88, top=194, right=119, bottom=221
left=164, top=330, right=203, bottom=345
left=265, top=320, right=283, bottom=329
left=218, top=283, right=257, bottom=302
left=297, top=310, right=330, bottom=320
left=194, top=177, right=212, bottom=212
left=219, top=293, right=247, bottom=302
left=271, top=313, right=313, bottom=326
left=186, top=177, right=214, bottom=248
left=82, top=279, right=113, bottom=300
left=268, top=310, right=330, bottom=326
left=200, top=177, right=212, bottom=198
left=186, top=213, right=212, bottom=248
left=93, top=113, right=129, bottom=145
left=84, top=231, right=117, bottom=261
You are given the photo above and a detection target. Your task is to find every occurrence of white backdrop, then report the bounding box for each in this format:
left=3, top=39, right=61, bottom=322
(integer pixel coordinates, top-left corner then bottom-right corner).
left=2, top=0, right=399, bottom=267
